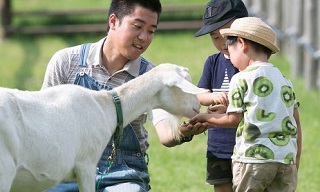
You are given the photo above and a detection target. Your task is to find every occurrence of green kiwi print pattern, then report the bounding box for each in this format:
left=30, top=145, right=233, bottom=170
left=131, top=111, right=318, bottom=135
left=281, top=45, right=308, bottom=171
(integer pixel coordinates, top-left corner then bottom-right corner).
left=243, top=123, right=261, bottom=141
left=230, top=88, right=244, bottom=107
left=238, top=78, right=248, bottom=93
left=282, top=116, right=297, bottom=135
left=256, top=108, right=276, bottom=122
left=253, top=76, right=273, bottom=97
left=268, top=132, right=290, bottom=146
left=284, top=153, right=295, bottom=164
left=236, top=119, right=245, bottom=137
left=281, top=85, right=294, bottom=107
left=245, top=144, right=275, bottom=160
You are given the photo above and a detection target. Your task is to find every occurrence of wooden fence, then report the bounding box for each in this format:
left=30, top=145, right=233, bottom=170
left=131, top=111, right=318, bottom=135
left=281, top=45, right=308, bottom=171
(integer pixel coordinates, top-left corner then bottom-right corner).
left=0, top=0, right=203, bottom=37
left=243, top=0, right=320, bottom=90
left=1, top=0, right=320, bottom=90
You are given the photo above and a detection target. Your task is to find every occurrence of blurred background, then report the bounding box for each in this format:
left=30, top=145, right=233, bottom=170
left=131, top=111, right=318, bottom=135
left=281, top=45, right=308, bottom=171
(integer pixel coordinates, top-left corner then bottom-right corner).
left=0, top=0, right=319, bottom=191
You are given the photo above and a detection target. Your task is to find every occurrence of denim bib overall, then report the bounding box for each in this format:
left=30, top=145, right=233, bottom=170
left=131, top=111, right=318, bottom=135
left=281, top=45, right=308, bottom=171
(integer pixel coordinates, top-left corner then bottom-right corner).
left=46, top=44, right=150, bottom=192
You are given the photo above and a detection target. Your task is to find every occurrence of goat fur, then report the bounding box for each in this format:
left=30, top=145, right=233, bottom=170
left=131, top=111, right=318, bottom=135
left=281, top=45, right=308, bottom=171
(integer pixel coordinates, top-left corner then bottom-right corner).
left=0, top=63, right=207, bottom=192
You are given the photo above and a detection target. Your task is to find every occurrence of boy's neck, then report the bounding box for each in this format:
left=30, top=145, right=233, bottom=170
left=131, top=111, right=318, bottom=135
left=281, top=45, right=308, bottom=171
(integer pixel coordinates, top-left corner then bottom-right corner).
left=248, top=52, right=269, bottom=66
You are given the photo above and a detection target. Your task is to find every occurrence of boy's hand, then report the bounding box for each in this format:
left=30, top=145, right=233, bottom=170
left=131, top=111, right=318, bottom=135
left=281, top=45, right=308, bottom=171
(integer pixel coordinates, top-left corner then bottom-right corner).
left=207, top=104, right=227, bottom=114
left=212, top=92, right=228, bottom=105
left=188, top=113, right=210, bottom=124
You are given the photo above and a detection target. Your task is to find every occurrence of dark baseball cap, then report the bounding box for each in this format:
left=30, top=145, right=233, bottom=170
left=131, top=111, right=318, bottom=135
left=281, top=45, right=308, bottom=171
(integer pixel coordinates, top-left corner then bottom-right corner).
left=194, top=0, right=248, bottom=37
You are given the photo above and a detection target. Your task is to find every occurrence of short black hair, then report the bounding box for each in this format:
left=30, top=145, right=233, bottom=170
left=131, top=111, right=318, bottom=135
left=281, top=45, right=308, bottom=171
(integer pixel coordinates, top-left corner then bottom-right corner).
left=107, top=0, right=162, bottom=32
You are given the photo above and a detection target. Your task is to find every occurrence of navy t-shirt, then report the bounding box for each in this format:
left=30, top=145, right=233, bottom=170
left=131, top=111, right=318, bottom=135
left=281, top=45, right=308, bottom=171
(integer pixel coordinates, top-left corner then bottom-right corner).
left=198, top=52, right=239, bottom=159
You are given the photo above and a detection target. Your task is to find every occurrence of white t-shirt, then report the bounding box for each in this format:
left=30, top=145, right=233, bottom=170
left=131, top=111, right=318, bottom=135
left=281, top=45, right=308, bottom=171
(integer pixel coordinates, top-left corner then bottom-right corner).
left=227, top=62, right=299, bottom=164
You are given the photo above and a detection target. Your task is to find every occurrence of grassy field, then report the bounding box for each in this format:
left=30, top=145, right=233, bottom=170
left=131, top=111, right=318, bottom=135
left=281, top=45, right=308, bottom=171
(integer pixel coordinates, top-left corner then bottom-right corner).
left=1, top=1, right=320, bottom=191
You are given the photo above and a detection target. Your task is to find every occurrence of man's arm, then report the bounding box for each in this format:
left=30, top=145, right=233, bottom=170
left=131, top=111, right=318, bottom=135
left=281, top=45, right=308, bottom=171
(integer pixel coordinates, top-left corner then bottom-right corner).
left=152, top=109, right=208, bottom=147
left=154, top=119, right=208, bottom=147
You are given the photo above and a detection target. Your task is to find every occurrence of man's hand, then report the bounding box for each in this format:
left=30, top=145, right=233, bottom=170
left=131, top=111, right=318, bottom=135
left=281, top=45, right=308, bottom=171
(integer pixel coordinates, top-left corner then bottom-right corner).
left=178, top=121, right=209, bottom=137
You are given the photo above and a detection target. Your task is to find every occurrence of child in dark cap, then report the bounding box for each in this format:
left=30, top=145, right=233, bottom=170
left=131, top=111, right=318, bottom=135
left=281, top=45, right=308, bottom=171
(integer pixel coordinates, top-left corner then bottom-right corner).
left=194, top=0, right=248, bottom=191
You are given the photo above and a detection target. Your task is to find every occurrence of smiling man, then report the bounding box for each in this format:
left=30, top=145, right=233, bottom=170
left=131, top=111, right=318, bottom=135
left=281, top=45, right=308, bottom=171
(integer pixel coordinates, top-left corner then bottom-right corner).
left=42, top=0, right=206, bottom=191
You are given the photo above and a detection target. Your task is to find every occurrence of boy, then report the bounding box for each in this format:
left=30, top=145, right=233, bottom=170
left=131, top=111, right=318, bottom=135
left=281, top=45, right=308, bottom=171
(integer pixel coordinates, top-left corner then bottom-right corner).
left=190, top=17, right=302, bottom=191
left=194, top=0, right=248, bottom=191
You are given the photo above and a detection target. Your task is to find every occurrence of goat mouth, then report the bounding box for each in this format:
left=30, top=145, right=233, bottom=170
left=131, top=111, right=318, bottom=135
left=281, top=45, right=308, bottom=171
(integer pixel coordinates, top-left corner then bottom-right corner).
left=193, top=108, right=200, bottom=114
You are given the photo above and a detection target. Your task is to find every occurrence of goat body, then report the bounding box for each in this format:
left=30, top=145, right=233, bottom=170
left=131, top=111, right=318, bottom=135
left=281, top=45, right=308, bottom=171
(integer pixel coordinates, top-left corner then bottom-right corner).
left=0, top=63, right=206, bottom=192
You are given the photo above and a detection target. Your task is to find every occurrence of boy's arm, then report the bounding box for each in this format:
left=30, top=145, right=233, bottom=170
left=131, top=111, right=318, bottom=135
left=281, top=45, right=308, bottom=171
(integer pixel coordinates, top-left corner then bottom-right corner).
left=189, top=111, right=243, bottom=128
left=197, top=92, right=228, bottom=106
left=294, top=108, right=302, bottom=170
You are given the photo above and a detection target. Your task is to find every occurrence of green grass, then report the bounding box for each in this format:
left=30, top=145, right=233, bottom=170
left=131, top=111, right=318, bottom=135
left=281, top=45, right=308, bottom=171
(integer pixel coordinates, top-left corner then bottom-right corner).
left=1, top=30, right=319, bottom=192
left=1, top=1, right=320, bottom=191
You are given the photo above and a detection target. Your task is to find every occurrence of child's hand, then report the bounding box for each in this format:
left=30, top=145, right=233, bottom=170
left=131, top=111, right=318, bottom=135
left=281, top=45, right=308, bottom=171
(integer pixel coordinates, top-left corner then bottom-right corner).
left=207, top=104, right=227, bottom=114
left=189, top=113, right=209, bottom=124
left=212, top=92, right=228, bottom=105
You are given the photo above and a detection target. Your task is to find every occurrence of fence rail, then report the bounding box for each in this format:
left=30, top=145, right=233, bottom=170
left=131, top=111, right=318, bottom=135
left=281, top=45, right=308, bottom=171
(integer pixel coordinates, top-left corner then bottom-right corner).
left=0, top=0, right=203, bottom=37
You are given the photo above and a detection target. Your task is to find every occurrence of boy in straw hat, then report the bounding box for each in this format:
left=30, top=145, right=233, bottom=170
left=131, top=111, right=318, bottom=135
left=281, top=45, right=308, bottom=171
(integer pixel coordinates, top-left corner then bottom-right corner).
left=189, top=17, right=302, bottom=191
left=194, top=0, right=248, bottom=191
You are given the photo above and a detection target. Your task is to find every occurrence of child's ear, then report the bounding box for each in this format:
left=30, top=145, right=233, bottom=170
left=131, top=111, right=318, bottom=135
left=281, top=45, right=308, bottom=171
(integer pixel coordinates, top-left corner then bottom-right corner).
left=238, top=37, right=248, bottom=52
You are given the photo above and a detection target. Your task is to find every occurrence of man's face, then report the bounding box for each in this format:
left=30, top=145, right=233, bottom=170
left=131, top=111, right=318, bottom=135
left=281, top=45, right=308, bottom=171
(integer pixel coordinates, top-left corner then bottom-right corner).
left=110, top=6, right=158, bottom=60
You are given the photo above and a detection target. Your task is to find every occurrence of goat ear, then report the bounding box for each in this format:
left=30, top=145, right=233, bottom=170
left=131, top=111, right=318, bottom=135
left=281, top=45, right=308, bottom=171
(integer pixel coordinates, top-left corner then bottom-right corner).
left=175, top=79, right=209, bottom=94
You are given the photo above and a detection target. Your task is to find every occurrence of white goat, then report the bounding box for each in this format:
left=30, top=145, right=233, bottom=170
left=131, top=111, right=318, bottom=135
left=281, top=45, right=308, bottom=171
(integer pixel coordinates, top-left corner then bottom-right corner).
left=0, top=63, right=207, bottom=192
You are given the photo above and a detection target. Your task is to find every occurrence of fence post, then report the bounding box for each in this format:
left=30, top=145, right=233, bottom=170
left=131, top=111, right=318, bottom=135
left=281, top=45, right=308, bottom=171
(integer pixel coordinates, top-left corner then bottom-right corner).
left=303, top=0, right=318, bottom=89
left=267, top=0, right=283, bottom=51
left=289, top=0, right=304, bottom=78
left=281, top=0, right=291, bottom=56
left=1, top=0, right=11, bottom=39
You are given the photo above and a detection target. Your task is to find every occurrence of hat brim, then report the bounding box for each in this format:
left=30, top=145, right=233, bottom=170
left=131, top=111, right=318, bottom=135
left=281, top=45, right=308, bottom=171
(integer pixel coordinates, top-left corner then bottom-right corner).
left=194, top=17, right=234, bottom=37
left=220, top=29, right=280, bottom=54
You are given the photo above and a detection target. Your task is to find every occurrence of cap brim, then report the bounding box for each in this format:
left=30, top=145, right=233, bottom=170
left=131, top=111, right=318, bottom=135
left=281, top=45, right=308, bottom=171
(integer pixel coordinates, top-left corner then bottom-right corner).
left=194, top=17, right=234, bottom=37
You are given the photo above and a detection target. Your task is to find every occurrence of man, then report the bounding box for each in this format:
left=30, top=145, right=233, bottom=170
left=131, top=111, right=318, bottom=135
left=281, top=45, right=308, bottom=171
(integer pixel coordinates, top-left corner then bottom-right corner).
left=43, top=0, right=206, bottom=191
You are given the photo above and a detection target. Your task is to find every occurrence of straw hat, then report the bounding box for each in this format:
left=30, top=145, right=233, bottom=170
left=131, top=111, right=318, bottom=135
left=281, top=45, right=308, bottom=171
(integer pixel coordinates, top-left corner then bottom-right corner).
left=220, top=17, right=280, bottom=53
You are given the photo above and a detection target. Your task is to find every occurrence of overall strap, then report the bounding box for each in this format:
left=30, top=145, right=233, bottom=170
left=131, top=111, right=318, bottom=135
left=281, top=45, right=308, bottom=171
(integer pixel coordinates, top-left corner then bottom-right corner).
left=124, top=57, right=149, bottom=82
left=79, top=43, right=91, bottom=67
left=139, top=57, right=149, bottom=75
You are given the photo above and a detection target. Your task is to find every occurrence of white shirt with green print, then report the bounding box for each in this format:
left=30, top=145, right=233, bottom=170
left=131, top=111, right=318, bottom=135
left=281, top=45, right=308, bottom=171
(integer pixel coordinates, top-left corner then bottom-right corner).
left=227, top=62, right=299, bottom=164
